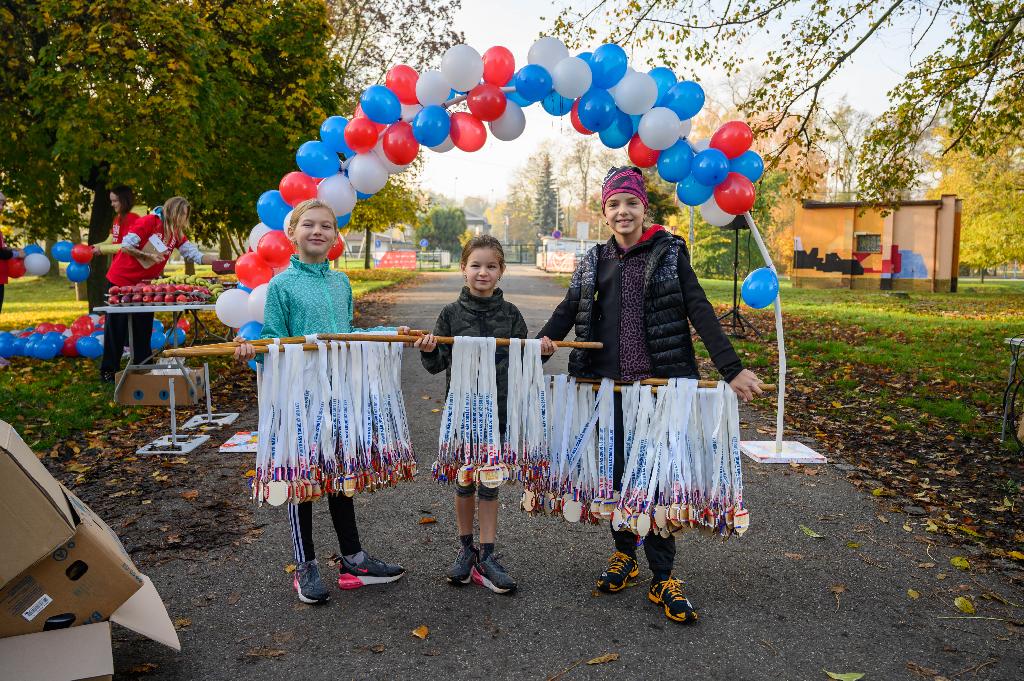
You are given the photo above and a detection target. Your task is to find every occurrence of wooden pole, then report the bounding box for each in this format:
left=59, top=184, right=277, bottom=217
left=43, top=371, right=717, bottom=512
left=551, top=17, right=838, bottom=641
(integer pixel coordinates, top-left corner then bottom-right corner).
left=574, top=376, right=776, bottom=392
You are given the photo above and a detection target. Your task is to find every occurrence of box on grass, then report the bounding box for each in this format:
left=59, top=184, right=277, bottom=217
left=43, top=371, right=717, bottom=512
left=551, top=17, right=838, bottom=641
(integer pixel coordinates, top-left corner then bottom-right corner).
left=115, top=366, right=207, bottom=406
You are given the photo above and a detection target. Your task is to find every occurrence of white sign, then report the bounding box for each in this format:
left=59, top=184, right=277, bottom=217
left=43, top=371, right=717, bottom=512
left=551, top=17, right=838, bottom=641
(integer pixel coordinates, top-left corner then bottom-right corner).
left=576, top=222, right=589, bottom=241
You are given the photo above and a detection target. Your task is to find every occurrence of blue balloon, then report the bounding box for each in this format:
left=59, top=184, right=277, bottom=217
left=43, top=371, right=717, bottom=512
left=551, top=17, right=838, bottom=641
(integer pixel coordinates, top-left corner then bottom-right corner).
left=411, top=105, right=451, bottom=147
left=691, top=148, right=730, bottom=186
left=599, top=110, right=634, bottom=149
left=164, top=328, right=186, bottom=347
left=542, top=91, right=573, bottom=116
left=657, top=140, right=694, bottom=183
left=337, top=213, right=351, bottom=228
left=66, top=262, right=90, bottom=283
left=630, top=114, right=642, bottom=134
left=247, top=359, right=258, bottom=372
left=237, top=285, right=253, bottom=294
left=295, top=140, right=339, bottom=179
left=356, top=190, right=374, bottom=200
left=36, top=339, right=60, bottom=360
left=90, top=330, right=104, bottom=339
left=578, top=88, right=616, bottom=132
left=676, top=175, right=714, bottom=206
left=741, top=268, right=779, bottom=309
left=731, top=150, right=765, bottom=183
left=648, top=67, right=676, bottom=106
left=589, top=43, right=628, bottom=89
left=576, top=51, right=593, bottom=65
left=12, top=336, right=27, bottom=356
left=448, top=89, right=457, bottom=100
left=320, top=116, right=354, bottom=157
left=661, top=80, right=705, bottom=120
left=23, top=244, right=44, bottom=256
left=257, top=190, right=290, bottom=230
left=44, top=331, right=63, bottom=346
left=24, top=335, right=40, bottom=358
left=238, top=320, right=263, bottom=341
left=150, top=330, right=166, bottom=352
left=0, top=332, right=12, bottom=357
left=152, top=319, right=164, bottom=333
left=75, top=336, right=103, bottom=359
left=360, top=85, right=401, bottom=124
left=506, top=89, right=531, bottom=107
left=514, top=65, right=552, bottom=103
left=52, top=241, right=74, bottom=262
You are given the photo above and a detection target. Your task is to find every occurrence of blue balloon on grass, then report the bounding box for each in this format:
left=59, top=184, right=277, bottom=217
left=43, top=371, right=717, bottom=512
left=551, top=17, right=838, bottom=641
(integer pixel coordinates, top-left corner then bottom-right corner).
left=44, top=331, right=63, bottom=346
left=578, top=88, right=616, bottom=132
left=657, top=140, right=694, bottom=183
left=598, top=110, right=633, bottom=149
left=360, top=85, right=401, bottom=124
left=23, top=244, right=44, bottom=256
left=66, top=262, right=90, bottom=283
left=12, top=336, right=27, bottom=356
left=0, top=332, right=13, bottom=358
left=257, top=190, right=290, bottom=231
left=514, top=65, right=552, bottom=103
left=75, top=336, right=102, bottom=359
left=150, top=330, right=166, bottom=352
left=411, top=105, right=451, bottom=147
left=36, top=339, right=60, bottom=360
left=676, top=175, right=714, bottom=206
left=741, top=268, right=779, bottom=309
left=320, top=116, right=354, bottom=157
left=542, top=91, right=573, bottom=116
left=296, top=141, right=339, bottom=179
left=589, top=43, right=628, bottom=89
left=337, top=213, right=351, bottom=228
left=691, top=148, right=730, bottom=186
left=648, top=67, right=676, bottom=105
left=52, top=241, right=74, bottom=262
left=731, top=150, right=765, bottom=183
left=238, top=320, right=263, bottom=341
left=165, top=328, right=186, bottom=347
left=661, top=80, right=705, bottom=120
left=24, top=335, right=39, bottom=358
left=90, top=330, right=104, bottom=339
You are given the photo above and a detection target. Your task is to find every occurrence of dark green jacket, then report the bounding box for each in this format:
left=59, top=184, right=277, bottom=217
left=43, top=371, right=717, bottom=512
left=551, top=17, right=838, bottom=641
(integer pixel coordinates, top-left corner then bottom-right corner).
left=420, top=287, right=528, bottom=432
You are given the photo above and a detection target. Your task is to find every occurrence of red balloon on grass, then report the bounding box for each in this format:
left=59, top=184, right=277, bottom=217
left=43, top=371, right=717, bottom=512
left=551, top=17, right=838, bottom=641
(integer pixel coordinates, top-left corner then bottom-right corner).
left=279, top=172, right=318, bottom=206
left=449, top=112, right=487, bottom=152
left=256, top=231, right=294, bottom=269
left=467, top=83, right=507, bottom=122
left=710, top=121, right=753, bottom=159
left=714, top=172, right=756, bottom=215
left=570, top=100, right=593, bottom=135
left=235, top=252, right=273, bottom=288
left=327, top=232, right=346, bottom=260
left=386, top=65, right=419, bottom=105
left=382, top=121, right=420, bottom=165
left=344, top=117, right=380, bottom=154
left=627, top=135, right=660, bottom=168
left=7, top=258, right=25, bottom=278
left=36, top=323, right=54, bottom=334
left=71, top=243, right=94, bottom=264
left=62, top=336, right=81, bottom=357
left=71, top=315, right=94, bottom=336
left=482, top=46, right=515, bottom=86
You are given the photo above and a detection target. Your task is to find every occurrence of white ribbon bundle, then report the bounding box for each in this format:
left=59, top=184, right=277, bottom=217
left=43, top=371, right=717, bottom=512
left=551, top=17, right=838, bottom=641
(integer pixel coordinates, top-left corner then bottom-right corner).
left=252, top=336, right=416, bottom=506
left=504, top=339, right=550, bottom=484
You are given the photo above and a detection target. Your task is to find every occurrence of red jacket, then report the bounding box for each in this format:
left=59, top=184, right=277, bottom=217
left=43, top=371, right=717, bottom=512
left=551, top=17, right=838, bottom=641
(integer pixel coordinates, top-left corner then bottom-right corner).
left=0, top=230, right=7, bottom=285
left=111, top=211, right=139, bottom=244
left=106, top=214, right=188, bottom=286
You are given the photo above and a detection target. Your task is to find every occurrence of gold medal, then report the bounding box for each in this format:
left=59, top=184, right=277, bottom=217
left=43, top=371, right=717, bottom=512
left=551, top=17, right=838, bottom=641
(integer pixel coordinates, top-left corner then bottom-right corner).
left=266, top=480, right=289, bottom=506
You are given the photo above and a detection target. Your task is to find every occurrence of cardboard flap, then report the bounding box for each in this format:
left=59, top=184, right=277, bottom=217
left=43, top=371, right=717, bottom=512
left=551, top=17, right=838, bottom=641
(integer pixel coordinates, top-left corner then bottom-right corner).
left=110, top=576, right=181, bottom=651
left=0, top=621, right=114, bottom=680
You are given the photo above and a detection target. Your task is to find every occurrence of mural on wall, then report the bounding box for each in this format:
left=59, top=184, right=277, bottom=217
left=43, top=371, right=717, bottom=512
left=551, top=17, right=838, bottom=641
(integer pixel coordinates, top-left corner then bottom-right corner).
left=795, top=238, right=930, bottom=279
left=793, top=236, right=865, bottom=275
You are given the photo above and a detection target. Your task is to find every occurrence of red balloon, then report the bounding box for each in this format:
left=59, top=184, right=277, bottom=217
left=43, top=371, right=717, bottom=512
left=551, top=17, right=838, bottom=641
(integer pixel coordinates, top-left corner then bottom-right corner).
left=36, top=323, right=54, bottom=334
left=714, top=172, right=756, bottom=215
left=344, top=117, right=380, bottom=154
left=327, top=231, right=346, bottom=260
left=386, top=65, right=419, bottom=105
left=234, top=252, right=273, bottom=288
left=570, top=99, right=593, bottom=135
left=449, top=112, right=487, bottom=152
left=54, top=323, right=67, bottom=333
left=71, top=243, right=93, bottom=264
left=482, top=46, right=515, bottom=86
left=62, top=336, right=81, bottom=357
left=7, top=258, right=25, bottom=278
left=710, top=121, right=753, bottom=159
left=467, top=83, right=507, bottom=122
left=627, top=135, right=660, bottom=168
left=257, top=231, right=295, bottom=269
left=176, top=317, right=191, bottom=333
left=382, top=121, right=420, bottom=165
left=279, top=171, right=318, bottom=206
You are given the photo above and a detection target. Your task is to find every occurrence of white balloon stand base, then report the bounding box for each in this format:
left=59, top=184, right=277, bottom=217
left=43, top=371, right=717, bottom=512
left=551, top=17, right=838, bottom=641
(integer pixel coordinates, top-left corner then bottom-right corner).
left=181, top=364, right=238, bottom=430
left=741, top=440, right=827, bottom=464
left=137, top=378, right=210, bottom=455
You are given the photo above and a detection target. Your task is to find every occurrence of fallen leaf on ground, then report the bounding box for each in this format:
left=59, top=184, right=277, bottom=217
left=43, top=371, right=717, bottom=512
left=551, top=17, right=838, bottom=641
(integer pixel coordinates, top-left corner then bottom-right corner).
left=872, top=487, right=895, bottom=497
left=418, top=517, right=437, bottom=525
left=128, top=663, right=158, bottom=674
left=784, top=552, right=804, bottom=560
left=284, top=564, right=296, bottom=574
left=412, top=625, right=429, bottom=639
left=800, top=525, right=825, bottom=538
left=906, top=661, right=939, bottom=678
left=371, top=644, right=385, bottom=653
left=1008, top=551, right=1024, bottom=561
left=247, top=647, right=286, bottom=658
left=431, top=408, right=440, bottom=413
left=925, top=520, right=939, bottom=532
left=173, top=617, right=191, bottom=629
left=950, top=556, right=969, bottom=570
left=954, top=596, right=975, bottom=614
left=181, top=490, right=199, bottom=501
left=226, top=592, right=241, bottom=605
left=908, top=589, right=920, bottom=600
left=846, top=541, right=861, bottom=549
left=824, top=672, right=864, bottom=681
left=587, top=653, right=619, bottom=665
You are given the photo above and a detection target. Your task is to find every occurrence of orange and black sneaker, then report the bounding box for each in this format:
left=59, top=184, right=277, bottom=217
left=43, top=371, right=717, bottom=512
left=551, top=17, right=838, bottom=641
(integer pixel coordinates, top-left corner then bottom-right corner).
left=596, top=551, right=639, bottom=593
left=648, top=577, right=698, bottom=623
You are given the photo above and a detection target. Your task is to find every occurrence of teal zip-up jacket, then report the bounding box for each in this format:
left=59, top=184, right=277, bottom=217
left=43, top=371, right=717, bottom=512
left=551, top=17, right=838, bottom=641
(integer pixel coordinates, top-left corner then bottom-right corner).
left=260, top=255, right=353, bottom=339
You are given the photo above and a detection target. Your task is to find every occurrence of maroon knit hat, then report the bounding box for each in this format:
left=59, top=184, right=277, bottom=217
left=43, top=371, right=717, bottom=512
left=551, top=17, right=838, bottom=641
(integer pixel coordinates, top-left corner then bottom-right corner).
left=601, top=166, right=648, bottom=210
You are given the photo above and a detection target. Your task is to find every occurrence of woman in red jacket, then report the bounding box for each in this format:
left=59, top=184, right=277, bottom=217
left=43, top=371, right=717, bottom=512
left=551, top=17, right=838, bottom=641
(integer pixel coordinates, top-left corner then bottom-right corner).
left=91, top=185, right=140, bottom=259
left=100, top=196, right=216, bottom=382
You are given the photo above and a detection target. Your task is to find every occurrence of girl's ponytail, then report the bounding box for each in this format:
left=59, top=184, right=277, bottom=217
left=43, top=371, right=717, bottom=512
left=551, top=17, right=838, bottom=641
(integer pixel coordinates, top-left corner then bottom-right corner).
left=162, top=196, right=191, bottom=244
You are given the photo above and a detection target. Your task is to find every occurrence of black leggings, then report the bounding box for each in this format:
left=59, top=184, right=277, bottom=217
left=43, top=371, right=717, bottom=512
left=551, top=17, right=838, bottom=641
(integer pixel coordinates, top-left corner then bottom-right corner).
left=0, top=284, right=4, bottom=316
left=100, top=282, right=155, bottom=374
left=288, top=495, right=362, bottom=563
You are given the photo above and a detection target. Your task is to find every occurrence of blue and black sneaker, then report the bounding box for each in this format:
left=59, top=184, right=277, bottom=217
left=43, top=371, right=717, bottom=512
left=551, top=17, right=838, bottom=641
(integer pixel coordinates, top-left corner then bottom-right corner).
left=293, top=559, right=330, bottom=604
left=338, top=552, right=406, bottom=589
left=471, top=553, right=517, bottom=594
left=447, top=544, right=479, bottom=585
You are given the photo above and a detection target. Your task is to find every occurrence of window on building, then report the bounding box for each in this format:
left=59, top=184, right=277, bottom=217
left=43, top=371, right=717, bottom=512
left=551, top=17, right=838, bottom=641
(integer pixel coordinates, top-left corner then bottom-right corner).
left=855, top=234, right=881, bottom=253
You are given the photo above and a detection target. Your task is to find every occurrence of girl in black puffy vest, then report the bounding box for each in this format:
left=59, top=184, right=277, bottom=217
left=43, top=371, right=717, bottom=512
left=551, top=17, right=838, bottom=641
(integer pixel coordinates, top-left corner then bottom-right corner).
left=538, top=166, right=763, bottom=624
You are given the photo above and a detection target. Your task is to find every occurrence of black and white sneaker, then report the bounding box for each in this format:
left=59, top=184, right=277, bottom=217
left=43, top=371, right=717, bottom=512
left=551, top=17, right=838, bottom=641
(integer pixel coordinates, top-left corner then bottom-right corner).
left=338, top=552, right=406, bottom=589
left=447, top=544, right=479, bottom=585
left=471, top=553, right=517, bottom=594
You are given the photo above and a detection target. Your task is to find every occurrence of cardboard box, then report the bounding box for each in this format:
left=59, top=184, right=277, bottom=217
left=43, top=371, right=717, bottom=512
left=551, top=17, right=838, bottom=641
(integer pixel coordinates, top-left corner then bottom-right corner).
left=115, top=367, right=206, bottom=406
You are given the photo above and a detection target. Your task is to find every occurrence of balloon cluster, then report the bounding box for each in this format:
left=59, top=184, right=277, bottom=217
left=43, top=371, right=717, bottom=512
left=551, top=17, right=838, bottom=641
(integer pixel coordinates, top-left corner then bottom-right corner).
left=0, top=314, right=106, bottom=361
left=52, top=240, right=94, bottom=283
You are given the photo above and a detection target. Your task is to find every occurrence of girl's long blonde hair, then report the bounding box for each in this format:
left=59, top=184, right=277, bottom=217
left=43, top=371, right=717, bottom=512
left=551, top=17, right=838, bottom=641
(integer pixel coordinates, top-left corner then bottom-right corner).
left=162, top=196, right=191, bottom=244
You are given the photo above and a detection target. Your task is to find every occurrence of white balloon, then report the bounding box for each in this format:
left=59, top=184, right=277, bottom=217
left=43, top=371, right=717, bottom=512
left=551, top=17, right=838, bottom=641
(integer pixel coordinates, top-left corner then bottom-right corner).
left=700, top=197, right=734, bottom=227
left=347, top=153, right=389, bottom=194
left=416, top=70, right=451, bottom=106
left=528, top=36, right=569, bottom=72
left=678, top=118, right=692, bottom=139
left=24, top=253, right=50, bottom=276
left=89, top=314, right=100, bottom=322
left=488, top=102, right=526, bottom=141
left=215, top=288, right=253, bottom=329
left=282, top=209, right=293, bottom=232
left=552, top=57, right=593, bottom=99
left=441, top=44, right=483, bottom=93
left=247, top=283, right=269, bottom=324
left=248, top=223, right=271, bottom=251
left=691, top=137, right=711, bottom=152
left=317, top=173, right=357, bottom=216
left=638, top=107, right=682, bottom=151
left=429, top=136, right=455, bottom=153
left=372, top=139, right=412, bottom=175
left=400, top=102, right=422, bottom=122
left=614, top=71, right=658, bottom=115
left=62, top=329, right=72, bottom=338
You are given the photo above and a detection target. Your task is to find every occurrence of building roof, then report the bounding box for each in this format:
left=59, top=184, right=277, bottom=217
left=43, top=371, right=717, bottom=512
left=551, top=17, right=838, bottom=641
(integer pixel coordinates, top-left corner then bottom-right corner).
left=801, top=197, right=954, bottom=209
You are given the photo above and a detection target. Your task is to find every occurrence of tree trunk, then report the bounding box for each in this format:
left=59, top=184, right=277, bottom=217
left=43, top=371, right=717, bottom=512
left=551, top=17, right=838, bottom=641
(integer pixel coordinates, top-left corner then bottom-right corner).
left=86, top=182, right=114, bottom=312
left=980, top=267, right=986, bottom=283
left=184, top=260, right=195, bottom=275
left=218, top=235, right=233, bottom=259
left=364, top=226, right=372, bottom=270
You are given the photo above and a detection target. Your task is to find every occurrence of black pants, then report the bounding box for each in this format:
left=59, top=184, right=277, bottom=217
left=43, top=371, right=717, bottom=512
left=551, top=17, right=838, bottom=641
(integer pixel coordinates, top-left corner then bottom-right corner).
left=0, top=284, right=4, bottom=316
left=609, top=390, right=676, bottom=577
left=288, top=495, right=362, bottom=563
left=100, top=282, right=154, bottom=374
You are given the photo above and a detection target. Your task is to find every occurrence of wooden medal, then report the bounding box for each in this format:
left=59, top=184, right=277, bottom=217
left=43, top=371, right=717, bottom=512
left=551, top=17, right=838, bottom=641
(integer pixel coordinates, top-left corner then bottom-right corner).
left=266, top=480, right=289, bottom=506
left=562, top=497, right=584, bottom=523
left=654, top=504, right=668, bottom=529
left=521, top=490, right=536, bottom=513
left=478, top=465, right=504, bottom=489
left=635, top=512, right=652, bottom=538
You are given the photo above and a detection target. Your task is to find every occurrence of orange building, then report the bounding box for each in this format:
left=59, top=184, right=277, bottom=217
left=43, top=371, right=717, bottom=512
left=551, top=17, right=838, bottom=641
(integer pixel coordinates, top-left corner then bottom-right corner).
left=792, top=196, right=962, bottom=292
